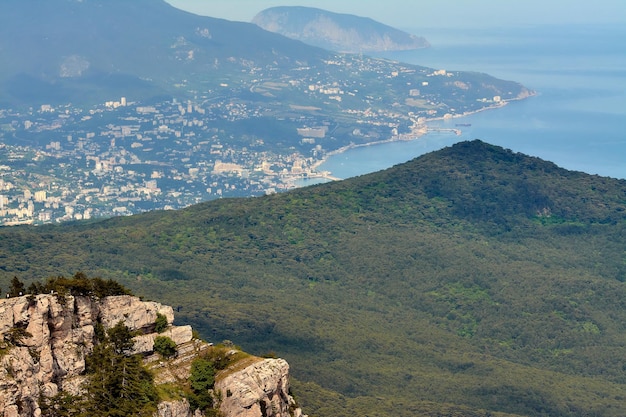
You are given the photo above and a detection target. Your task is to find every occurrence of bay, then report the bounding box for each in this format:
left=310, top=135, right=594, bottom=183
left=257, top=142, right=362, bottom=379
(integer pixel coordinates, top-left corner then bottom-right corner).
left=315, top=24, right=626, bottom=181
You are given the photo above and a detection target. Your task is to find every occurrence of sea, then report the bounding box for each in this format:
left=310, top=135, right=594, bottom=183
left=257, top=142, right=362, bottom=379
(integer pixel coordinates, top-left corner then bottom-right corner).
left=310, top=24, right=626, bottom=183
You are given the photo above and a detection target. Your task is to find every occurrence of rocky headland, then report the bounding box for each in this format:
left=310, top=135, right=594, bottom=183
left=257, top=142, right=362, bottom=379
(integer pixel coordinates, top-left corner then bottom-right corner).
left=253, top=6, right=429, bottom=53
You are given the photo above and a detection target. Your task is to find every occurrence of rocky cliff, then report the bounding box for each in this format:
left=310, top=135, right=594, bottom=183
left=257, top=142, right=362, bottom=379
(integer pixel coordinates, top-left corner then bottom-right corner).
left=0, top=293, right=304, bottom=417
left=215, top=358, right=304, bottom=417
left=253, top=6, right=429, bottom=53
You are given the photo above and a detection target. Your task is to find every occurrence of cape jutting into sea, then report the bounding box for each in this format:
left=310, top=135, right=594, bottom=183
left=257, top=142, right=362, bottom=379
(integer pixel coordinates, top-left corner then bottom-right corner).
left=313, top=23, right=626, bottom=183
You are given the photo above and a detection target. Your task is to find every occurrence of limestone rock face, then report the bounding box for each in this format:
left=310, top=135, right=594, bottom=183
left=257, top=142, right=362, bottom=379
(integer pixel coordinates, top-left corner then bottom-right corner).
left=156, top=399, right=200, bottom=417
left=0, top=294, right=306, bottom=417
left=0, top=294, right=96, bottom=415
left=99, top=294, right=174, bottom=332
left=0, top=294, right=179, bottom=416
left=215, top=358, right=305, bottom=417
left=133, top=325, right=194, bottom=355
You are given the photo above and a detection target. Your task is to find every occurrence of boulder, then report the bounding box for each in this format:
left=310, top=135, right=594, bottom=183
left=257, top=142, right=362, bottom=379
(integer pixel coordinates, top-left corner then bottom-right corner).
left=133, top=325, right=193, bottom=355
left=99, top=295, right=174, bottom=332
left=215, top=358, right=304, bottom=417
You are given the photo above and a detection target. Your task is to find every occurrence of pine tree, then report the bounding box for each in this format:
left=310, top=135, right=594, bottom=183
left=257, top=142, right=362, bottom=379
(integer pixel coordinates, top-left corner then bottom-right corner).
left=81, top=322, right=158, bottom=416
left=9, top=276, right=25, bottom=297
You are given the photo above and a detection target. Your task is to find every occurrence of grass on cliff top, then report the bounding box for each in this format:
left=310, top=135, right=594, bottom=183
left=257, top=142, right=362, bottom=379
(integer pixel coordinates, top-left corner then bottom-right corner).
left=155, top=383, right=187, bottom=402
left=214, top=354, right=263, bottom=382
left=149, top=341, right=256, bottom=395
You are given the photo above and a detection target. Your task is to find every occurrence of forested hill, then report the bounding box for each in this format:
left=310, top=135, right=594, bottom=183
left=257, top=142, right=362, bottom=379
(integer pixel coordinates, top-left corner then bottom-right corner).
left=361, top=139, right=626, bottom=227
left=2, top=140, right=626, bottom=417
left=0, top=0, right=329, bottom=105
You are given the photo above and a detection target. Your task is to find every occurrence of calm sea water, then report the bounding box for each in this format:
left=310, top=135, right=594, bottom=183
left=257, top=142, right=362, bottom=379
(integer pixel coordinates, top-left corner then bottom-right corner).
left=315, top=24, right=626, bottom=181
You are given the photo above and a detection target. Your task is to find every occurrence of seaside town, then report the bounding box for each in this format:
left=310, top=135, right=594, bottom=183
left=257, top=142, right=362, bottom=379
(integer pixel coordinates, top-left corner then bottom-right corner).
left=0, top=54, right=521, bottom=226
left=0, top=99, right=317, bottom=225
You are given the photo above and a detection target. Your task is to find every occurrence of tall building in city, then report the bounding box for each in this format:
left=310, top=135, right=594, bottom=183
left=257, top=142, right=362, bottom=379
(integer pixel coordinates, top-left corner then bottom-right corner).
left=34, top=190, right=47, bottom=202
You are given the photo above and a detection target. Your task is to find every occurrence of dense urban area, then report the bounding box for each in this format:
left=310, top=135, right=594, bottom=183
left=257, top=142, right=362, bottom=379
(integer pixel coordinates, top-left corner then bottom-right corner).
left=0, top=54, right=518, bottom=225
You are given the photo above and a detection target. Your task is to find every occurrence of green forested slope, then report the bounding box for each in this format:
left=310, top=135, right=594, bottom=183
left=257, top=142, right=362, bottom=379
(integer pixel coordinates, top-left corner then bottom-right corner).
left=1, top=140, right=626, bottom=416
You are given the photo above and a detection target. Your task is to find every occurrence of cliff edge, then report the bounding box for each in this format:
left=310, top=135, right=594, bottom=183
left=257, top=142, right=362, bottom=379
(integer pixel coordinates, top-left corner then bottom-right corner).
left=0, top=293, right=304, bottom=417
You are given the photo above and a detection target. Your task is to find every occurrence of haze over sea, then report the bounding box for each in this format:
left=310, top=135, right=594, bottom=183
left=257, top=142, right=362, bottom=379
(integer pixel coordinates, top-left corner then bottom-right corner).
left=317, top=24, right=626, bottom=181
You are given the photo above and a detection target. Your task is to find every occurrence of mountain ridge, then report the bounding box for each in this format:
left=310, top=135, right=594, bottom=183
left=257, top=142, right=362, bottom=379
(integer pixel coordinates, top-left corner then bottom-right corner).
left=0, top=0, right=328, bottom=105
left=252, top=6, right=430, bottom=53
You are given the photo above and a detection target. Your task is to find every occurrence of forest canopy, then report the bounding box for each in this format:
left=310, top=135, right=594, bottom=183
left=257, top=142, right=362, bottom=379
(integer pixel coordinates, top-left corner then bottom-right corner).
left=2, top=141, right=626, bottom=417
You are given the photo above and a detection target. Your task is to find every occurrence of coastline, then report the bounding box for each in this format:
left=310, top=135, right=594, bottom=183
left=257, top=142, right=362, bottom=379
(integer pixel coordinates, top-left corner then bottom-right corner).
left=310, top=92, right=535, bottom=180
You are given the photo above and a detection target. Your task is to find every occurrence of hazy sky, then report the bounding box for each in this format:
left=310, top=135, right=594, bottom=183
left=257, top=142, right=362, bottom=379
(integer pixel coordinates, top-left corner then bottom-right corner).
left=165, top=0, right=626, bottom=29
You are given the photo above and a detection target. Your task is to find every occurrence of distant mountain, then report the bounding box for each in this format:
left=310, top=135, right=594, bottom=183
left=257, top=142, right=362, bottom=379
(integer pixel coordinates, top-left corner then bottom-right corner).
left=252, top=6, right=430, bottom=53
left=0, top=0, right=328, bottom=105
left=2, top=140, right=626, bottom=417
left=0, top=0, right=522, bottom=116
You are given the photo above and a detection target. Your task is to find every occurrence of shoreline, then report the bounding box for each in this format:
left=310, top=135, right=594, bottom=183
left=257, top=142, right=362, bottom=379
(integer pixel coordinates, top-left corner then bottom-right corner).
left=309, top=93, right=535, bottom=180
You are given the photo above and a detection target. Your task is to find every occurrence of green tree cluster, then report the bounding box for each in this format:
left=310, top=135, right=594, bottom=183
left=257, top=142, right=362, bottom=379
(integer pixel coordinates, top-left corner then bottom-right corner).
left=153, top=335, right=177, bottom=358
left=188, top=357, right=216, bottom=412
left=25, top=272, right=132, bottom=299
left=154, top=312, right=169, bottom=333
left=8, top=276, right=25, bottom=297
left=185, top=344, right=244, bottom=414
left=3, top=326, right=33, bottom=346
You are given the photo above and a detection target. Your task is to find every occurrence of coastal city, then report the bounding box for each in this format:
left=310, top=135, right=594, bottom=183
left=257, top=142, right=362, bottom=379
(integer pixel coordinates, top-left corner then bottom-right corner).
left=0, top=54, right=523, bottom=226
left=1, top=98, right=317, bottom=225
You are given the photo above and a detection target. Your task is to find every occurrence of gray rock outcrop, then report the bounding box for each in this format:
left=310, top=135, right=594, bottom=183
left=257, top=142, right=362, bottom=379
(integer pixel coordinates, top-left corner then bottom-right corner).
left=0, top=294, right=189, bottom=416
left=157, top=399, right=200, bottom=417
left=215, top=358, right=305, bottom=417
left=0, top=293, right=305, bottom=417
